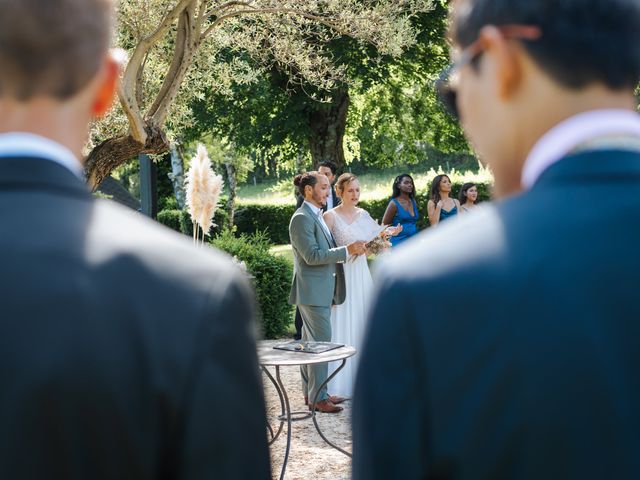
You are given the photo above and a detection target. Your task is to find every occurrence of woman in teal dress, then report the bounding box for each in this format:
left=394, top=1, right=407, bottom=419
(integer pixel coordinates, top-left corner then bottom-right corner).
left=427, top=174, right=461, bottom=226
left=382, top=174, right=420, bottom=246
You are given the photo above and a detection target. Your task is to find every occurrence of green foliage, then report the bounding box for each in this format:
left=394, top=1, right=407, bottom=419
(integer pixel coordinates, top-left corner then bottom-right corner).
left=157, top=208, right=229, bottom=237
left=211, top=230, right=293, bottom=339
left=234, top=204, right=297, bottom=244
left=183, top=4, right=458, bottom=176
left=233, top=180, right=492, bottom=238
left=157, top=209, right=182, bottom=232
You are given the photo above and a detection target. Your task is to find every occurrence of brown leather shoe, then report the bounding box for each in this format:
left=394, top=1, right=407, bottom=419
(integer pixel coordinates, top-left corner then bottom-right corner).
left=309, top=399, right=343, bottom=413
left=328, top=395, right=347, bottom=405
left=304, top=395, right=347, bottom=405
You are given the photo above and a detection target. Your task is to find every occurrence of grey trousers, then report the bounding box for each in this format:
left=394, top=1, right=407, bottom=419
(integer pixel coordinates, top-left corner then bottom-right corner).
left=298, top=304, right=331, bottom=402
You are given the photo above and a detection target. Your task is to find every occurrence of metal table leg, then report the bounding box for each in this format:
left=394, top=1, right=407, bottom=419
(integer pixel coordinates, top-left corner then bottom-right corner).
left=262, top=358, right=352, bottom=479
left=309, top=358, right=352, bottom=457
left=262, top=366, right=285, bottom=445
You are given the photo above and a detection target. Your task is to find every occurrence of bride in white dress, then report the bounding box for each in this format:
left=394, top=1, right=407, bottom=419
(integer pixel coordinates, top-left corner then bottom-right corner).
left=323, top=173, right=401, bottom=398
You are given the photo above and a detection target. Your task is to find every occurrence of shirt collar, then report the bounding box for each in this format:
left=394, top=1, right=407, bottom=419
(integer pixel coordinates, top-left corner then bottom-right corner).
left=0, top=132, right=84, bottom=180
left=304, top=200, right=323, bottom=216
left=522, top=109, right=640, bottom=189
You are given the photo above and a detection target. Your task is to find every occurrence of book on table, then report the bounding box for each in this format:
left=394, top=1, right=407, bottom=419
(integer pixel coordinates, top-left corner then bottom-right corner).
left=273, top=341, right=344, bottom=354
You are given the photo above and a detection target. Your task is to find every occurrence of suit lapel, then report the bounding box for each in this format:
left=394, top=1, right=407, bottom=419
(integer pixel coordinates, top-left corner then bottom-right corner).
left=303, top=202, right=336, bottom=247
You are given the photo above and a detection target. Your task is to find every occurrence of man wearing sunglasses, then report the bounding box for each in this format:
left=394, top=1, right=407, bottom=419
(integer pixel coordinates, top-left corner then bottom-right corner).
left=353, top=0, right=640, bottom=479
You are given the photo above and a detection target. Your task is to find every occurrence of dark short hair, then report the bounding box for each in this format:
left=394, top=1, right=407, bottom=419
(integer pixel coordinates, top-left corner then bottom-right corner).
left=429, top=174, right=451, bottom=205
left=451, top=0, right=640, bottom=90
left=0, top=0, right=114, bottom=100
left=318, top=161, right=337, bottom=176
left=391, top=174, right=415, bottom=199
left=459, top=182, right=477, bottom=204
left=294, top=171, right=321, bottom=197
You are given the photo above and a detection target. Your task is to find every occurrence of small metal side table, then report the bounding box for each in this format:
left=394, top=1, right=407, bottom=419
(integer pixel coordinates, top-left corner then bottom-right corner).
left=258, top=341, right=356, bottom=480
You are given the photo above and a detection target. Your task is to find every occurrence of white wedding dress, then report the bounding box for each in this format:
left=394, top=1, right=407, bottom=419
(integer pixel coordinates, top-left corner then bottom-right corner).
left=327, top=208, right=382, bottom=398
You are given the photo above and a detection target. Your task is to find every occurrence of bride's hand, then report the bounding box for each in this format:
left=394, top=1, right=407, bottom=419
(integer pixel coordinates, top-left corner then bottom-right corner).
left=384, top=224, right=403, bottom=237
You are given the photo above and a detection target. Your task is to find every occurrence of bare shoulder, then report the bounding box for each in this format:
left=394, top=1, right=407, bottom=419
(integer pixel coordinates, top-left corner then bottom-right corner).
left=323, top=208, right=336, bottom=225
left=359, top=207, right=372, bottom=218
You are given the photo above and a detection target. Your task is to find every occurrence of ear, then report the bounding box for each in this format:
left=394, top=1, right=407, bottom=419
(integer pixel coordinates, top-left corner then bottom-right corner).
left=478, top=25, right=523, bottom=100
left=91, top=55, right=120, bottom=118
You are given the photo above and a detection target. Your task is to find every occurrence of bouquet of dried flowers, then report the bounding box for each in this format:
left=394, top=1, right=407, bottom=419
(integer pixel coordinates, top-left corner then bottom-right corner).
left=365, top=235, right=392, bottom=255
left=364, top=223, right=402, bottom=256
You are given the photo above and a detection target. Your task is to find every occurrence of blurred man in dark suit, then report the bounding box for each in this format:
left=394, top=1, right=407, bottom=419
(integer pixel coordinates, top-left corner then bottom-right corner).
left=0, top=1, right=270, bottom=479
left=354, top=0, right=640, bottom=479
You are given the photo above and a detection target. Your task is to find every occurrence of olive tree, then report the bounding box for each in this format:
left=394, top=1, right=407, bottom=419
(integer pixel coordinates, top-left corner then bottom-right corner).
left=87, top=0, right=433, bottom=187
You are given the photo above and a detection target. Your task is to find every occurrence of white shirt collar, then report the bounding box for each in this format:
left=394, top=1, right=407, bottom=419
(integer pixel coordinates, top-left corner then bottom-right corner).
left=0, top=132, right=84, bottom=179
left=304, top=200, right=323, bottom=216
left=522, top=109, right=640, bottom=189
left=326, top=189, right=334, bottom=210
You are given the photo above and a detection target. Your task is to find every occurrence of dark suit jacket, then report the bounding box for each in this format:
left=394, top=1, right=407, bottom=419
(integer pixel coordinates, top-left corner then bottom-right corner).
left=0, top=157, right=270, bottom=479
left=353, top=150, right=640, bottom=480
left=296, top=185, right=341, bottom=211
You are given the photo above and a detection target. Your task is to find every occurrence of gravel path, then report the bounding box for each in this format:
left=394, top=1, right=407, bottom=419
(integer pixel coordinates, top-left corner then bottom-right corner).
left=261, top=340, right=353, bottom=480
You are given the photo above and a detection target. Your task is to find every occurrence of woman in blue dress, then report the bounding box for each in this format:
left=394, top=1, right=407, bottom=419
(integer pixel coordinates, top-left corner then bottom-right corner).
left=382, top=174, right=420, bottom=246
left=427, top=174, right=461, bottom=226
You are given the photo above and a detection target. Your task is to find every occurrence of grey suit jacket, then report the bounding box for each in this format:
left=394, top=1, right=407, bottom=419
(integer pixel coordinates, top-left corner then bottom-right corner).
left=0, top=157, right=270, bottom=480
left=289, top=202, right=347, bottom=306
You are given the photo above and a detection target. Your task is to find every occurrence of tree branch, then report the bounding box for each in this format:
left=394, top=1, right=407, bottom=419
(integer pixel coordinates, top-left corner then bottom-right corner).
left=200, top=7, right=349, bottom=41
left=148, top=3, right=199, bottom=126
left=205, top=0, right=255, bottom=18
left=119, top=0, right=195, bottom=142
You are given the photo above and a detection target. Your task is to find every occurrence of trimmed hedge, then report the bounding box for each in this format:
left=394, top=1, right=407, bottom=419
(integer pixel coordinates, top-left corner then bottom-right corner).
left=234, top=181, right=492, bottom=242
left=157, top=208, right=228, bottom=237
left=234, top=204, right=295, bottom=245
left=155, top=211, right=292, bottom=338
left=211, top=230, right=293, bottom=339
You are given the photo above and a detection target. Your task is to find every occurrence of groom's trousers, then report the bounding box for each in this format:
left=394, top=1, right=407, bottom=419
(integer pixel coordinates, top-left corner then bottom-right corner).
left=298, top=304, right=331, bottom=402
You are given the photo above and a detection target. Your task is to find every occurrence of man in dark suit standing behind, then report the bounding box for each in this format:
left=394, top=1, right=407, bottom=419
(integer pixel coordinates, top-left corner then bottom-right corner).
left=0, top=1, right=270, bottom=479
left=354, top=0, right=640, bottom=479
left=295, top=161, right=341, bottom=212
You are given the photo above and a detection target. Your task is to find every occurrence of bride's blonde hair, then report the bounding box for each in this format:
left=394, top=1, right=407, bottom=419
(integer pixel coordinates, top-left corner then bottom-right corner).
left=335, top=173, right=358, bottom=198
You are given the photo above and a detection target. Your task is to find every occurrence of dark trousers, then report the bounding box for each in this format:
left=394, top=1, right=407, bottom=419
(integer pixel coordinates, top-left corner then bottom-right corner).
left=294, top=307, right=303, bottom=340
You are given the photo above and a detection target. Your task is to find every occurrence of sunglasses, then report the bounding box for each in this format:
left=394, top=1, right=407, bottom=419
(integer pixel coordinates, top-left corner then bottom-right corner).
left=435, top=25, right=542, bottom=120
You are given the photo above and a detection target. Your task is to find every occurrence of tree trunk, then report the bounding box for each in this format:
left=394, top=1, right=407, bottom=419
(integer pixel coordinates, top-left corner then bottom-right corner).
left=225, top=161, right=238, bottom=228
left=85, top=125, right=169, bottom=189
left=308, top=87, right=349, bottom=170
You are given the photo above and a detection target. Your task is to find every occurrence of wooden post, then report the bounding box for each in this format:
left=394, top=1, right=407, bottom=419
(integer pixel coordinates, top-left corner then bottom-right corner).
left=139, top=154, right=158, bottom=219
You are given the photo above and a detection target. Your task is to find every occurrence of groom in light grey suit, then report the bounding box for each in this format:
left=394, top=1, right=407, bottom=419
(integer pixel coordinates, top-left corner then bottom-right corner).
left=289, top=171, right=366, bottom=413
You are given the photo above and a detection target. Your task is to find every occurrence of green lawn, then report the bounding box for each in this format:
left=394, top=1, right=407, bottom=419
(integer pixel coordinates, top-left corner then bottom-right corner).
left=270, top=244, right=293, bottom=264
left=237, top=165, right=493, bottom=205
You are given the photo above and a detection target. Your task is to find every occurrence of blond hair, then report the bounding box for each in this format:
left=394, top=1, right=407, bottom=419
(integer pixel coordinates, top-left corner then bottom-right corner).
left=335, top=173, right=358, bottom=198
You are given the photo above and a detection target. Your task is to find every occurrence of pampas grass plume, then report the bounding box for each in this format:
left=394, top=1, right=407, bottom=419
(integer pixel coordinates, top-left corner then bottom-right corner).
left=185, top=144, right=223, bottom=241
